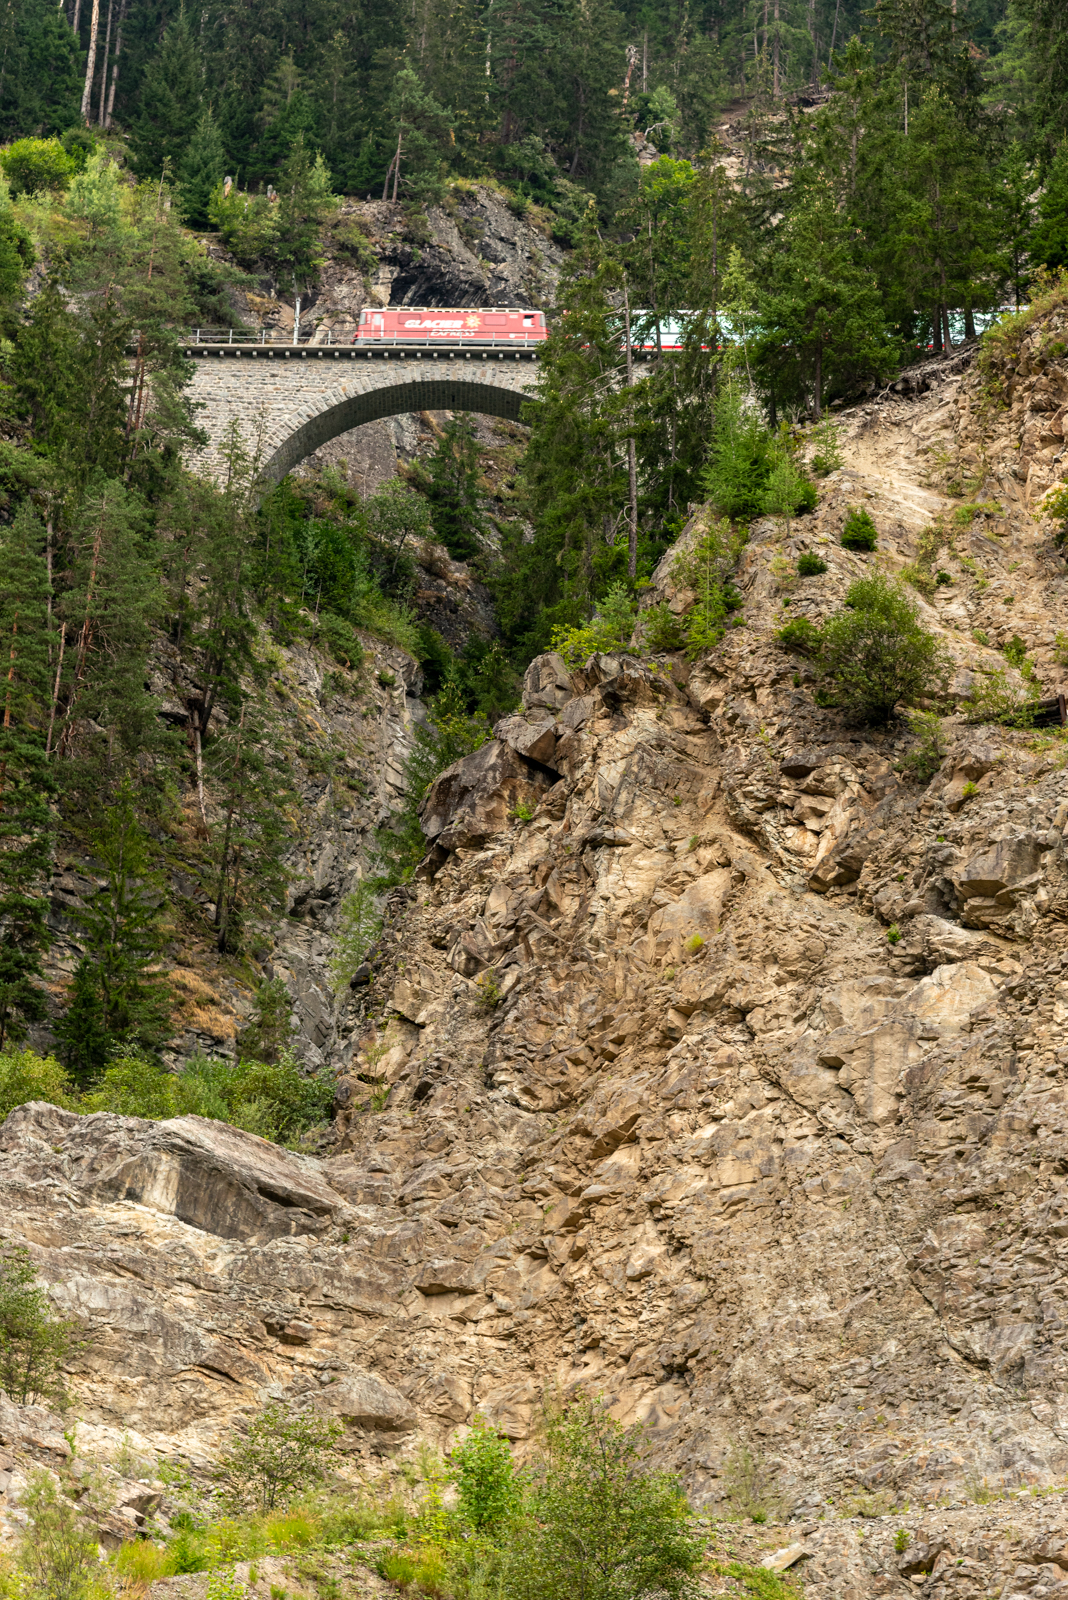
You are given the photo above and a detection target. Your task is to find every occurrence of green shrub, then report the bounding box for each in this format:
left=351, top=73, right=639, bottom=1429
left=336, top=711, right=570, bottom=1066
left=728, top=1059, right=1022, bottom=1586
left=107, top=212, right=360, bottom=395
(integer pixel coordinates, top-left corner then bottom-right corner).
left=935, top=570, right=952, bottom=586
left=0, top=1048, right=75, bottom=1121
left=501, top=1392, right=702, bottom=1600
left=551, top=582, right=636, bottom=667
left=1039, top=482, right=1068, bottom=548
left=641, top=602, right=687, bottom=652
left=0, top=137, right=75, bottom=195
left=819, top=573, right=952, bottom=724
left=897, top=709, right=948, bottom=783
left=83, top=1048, right=333, bottom=1146
left=964, top=665, right=1039, bottom=728
left=670, top=518, right=746, bottom=659
left=450, top=1414, right=521, bottom=1533
left=1001, top=633, right=1029, bottom=669
left=886, top=923, right=901, bottom=944
left=776, top=616, right=821, bottom=653
left=797, top=552, right=827, bottom=576
left=18, top=1469, right=100, bottom=1600
left=328, top=883, right=383, bottom=993
left=375, top=684, right=491, bottom=884
left=762, top=455, right=817, bottom=532
left=217, top=1404, right=344, bottom=1514
left=0, top=1243, right=83, bottom=1408
left=312, top=611, right=363, bottom=670
left=810, top=416, right=844, bottom=475
left=840, top=507, right=878, bottom=551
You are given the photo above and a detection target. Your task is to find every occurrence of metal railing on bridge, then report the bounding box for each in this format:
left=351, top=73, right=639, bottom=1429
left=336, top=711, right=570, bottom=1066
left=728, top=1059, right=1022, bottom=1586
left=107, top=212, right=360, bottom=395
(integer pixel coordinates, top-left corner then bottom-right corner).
left=180, top=326, right=543, bottom=353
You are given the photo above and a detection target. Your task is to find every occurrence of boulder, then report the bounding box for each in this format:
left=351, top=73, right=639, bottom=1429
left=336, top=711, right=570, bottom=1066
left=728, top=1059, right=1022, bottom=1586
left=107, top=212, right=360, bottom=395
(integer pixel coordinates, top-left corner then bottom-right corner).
left=419, top=739, right=556, bottom=850
left=521, top=652, right=575, bottom=712
left=320, top=1369, right=416, bottom=1432
left=493, top=712, right=559, bottom=766
left=0, top=1103, right=339, bottom=1243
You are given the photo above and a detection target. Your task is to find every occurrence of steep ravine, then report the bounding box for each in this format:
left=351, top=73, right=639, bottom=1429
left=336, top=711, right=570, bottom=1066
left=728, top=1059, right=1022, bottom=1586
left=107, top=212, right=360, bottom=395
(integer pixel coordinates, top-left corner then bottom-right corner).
left=5, top=321, right=1068, bottom=1599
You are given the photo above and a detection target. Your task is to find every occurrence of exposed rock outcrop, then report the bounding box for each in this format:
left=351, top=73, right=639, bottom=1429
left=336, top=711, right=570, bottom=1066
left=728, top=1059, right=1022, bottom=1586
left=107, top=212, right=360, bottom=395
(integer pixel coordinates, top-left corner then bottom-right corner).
left=6, top=307, right=1068, bottom=1599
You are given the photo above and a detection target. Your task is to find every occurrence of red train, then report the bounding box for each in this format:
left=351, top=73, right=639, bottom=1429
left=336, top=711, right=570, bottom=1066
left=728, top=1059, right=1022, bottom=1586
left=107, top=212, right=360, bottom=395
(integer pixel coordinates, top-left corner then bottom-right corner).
left=354, top=307, right=548, bottom=344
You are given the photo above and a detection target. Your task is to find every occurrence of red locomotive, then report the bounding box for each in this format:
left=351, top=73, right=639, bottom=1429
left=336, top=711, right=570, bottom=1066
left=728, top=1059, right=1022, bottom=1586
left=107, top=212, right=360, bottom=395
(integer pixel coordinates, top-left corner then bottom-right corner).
left=353, top=307, right=547, bottom=344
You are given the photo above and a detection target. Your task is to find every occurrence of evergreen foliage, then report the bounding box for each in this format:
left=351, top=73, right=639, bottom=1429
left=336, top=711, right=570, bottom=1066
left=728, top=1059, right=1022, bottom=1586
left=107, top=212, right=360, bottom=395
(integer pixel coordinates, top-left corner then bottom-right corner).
left=0, top=506, right=55, bottom=1049
left=179, top=109, right=226, bottom=227
left=0, top=1243, right=82, bottom=1407
left=413, top=415, right=486, bottom=562
left=841, top=507, right=879, bottom=550
left=819, top=572, right=953, bottom=723
left=54, top=782, right=173, bottom=1086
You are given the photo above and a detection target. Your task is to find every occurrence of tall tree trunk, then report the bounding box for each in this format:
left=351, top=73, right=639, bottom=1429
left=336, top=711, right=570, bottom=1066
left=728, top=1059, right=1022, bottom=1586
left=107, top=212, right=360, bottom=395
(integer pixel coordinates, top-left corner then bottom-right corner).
left=72, top=0, right=82, bottom=33
left=0, top=610, right=19, bottom=812
left=827, top=0, right=840, bottom=64
left=104, top=0, right=128, bottom=126
left=96, top=0, right=114, bottom=125
left=623, top=286, right=638, bottom=580
left=813, top=346, right=822, bottom=418
left=79, top=0, right=101, bottom=122
left=773, top=0, right=780, bottom=94
left=45, top=624, right=66, bottom=758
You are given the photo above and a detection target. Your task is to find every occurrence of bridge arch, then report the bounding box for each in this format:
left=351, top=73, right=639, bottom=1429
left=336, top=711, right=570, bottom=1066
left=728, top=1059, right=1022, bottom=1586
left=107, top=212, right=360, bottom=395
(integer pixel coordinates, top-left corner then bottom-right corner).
left=183, top=350, right=540, bottom=485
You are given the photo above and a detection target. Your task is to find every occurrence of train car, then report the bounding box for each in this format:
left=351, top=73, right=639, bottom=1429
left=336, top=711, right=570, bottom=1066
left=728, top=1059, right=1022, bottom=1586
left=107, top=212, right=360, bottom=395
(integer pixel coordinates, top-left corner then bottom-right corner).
left=354, top=307, right=547, bottom=344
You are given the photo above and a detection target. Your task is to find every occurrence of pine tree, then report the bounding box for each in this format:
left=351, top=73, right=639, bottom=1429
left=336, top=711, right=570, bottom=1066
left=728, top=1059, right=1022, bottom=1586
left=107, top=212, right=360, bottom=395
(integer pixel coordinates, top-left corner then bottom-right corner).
left=498, top=223, right=627, bottom=657
left=380, top=66, right=452, bottom=203
left=754, top=189, right=900, bottom=415
left=55, top=781, right=172, bottom=1086
left=0, top=506, right=55, bottom=1050
left=179, top=107, right=226, bottom=227
left=130, top=14, right=204, bottom=179
left=207, top=698, right=293, bottom=956
left=415, top=415, right=486, bottom=562
left=1030, top=142, right=1068, bottom=274
left=271, top=135, right=337, bottom=310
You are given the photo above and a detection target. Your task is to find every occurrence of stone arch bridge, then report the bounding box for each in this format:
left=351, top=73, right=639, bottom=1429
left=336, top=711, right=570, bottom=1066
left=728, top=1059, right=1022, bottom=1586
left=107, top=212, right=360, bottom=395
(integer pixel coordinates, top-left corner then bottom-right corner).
left=180, top=341, right=541, bottom=485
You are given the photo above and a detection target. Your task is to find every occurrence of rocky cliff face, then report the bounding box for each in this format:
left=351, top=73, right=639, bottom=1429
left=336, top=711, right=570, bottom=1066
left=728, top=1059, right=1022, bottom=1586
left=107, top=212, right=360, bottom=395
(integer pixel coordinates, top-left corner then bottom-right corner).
left=7, top=330, right=1068, bottom=1597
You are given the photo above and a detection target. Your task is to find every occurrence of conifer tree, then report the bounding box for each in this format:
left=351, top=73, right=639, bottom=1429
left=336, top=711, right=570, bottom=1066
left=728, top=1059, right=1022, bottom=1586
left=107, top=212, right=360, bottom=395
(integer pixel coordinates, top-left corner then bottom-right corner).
left=130, top=14, right=203, bottom=178
left=415, top=415, right=486, bottom=562
left=179, top=108, right=226, bottom=227
left=0, top=506, right=55, bottom=1050
left=502, top=223, right=627, bottom=657
left=754, top=190, right=900, bottom=414
left=55, top=781, right=172, bottom=1086
left=1030, top=142, right=1068, bottom=274
left=208, top=699, right=292, bottom=956
left=380, top=67, right=452, bottom=203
